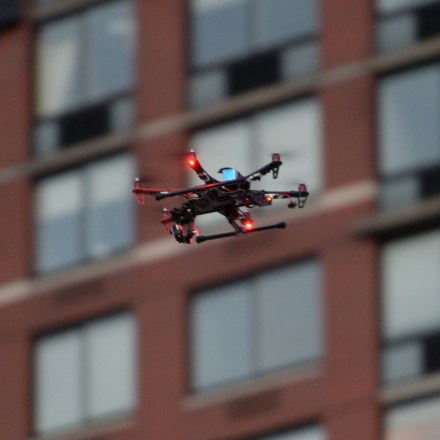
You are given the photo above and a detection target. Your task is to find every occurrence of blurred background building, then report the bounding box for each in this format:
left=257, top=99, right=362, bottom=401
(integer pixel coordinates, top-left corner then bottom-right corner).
left=0, top=0, right=439, bottom=439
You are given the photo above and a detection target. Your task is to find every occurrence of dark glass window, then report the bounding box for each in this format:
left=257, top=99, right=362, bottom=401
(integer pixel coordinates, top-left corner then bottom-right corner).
left=376, top=0, right=440, bottom=52
left=0, top=0, right=20, bottom=29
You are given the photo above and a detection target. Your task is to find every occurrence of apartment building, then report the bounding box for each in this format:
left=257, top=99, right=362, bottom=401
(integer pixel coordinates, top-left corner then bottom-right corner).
left=0, top=0, right=439, bottom=439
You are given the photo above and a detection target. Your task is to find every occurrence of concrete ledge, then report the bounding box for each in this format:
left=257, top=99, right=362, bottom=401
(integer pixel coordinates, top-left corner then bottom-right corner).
left=353, top=195, right=440, bottom=237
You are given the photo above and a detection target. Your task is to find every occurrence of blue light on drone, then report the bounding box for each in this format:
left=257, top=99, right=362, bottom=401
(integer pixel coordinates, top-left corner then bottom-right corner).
left=222, top=168, right=238, bottom=181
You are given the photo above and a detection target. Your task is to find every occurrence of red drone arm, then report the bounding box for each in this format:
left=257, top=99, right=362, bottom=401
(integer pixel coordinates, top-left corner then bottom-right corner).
left=132, top=179, right=170, bottom=205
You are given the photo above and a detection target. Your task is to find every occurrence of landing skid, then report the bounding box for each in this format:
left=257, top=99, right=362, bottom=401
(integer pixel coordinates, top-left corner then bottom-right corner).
left=195, top=222, right=286, bottom=244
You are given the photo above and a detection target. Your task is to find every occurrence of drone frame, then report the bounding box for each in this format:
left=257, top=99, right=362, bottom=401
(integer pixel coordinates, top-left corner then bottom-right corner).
left=132, top=151, right=309, bottom=244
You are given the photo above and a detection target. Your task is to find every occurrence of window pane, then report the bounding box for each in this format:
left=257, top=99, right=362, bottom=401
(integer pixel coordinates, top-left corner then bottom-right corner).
left=382, top=230, right=440, bottom=339
left=255, top=99, right=322, bottom=194
left=0, top=0, right=20, bottom=28
left=376, top=14, right=417, bottom=52
left=109, top=96, right=135, bottom=131
left=188, top=69, right=227, bottom=108
left=86, top=0, right=135, bottom=100
left=256, top=261, right=322, bottom=371
left=36, top=16, right=83, bottom=117
left=34, top=330, right=83, bottom=434
left=386, top=396, right=440, bottom=439
left=35, top=172, right=83, bottom=272
left=254, top=0, right=318, bottom=49
left=191, top=0, right=250, bottom=66
left=85, top=313, right=136, bottom=418
left=263, top=425, right=326, bottom=440
left=378, top=65, right=440, bottom=175
left=34, top=121, right=60, bottom=156
left=281, top=41, right=320, bottom=80
left=379, top=174, right=420, bottom=211
left=382, top=341, right=423, bottom=383
left=86, top=154, right=135, bottom=258
left=191, top=282, right=254, bottom=389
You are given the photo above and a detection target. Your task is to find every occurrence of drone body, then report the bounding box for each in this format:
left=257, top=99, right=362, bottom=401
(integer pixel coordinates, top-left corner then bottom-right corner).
left=132, top=151, right=308, bottom=244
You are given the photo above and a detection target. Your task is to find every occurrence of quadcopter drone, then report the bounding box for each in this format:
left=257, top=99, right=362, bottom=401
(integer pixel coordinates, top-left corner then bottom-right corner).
left=132, top=151, right=309, bottom=244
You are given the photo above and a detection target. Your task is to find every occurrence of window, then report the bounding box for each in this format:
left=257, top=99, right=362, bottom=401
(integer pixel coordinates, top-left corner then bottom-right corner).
left=381, top=229, right=440, bottom=383
left=190, top=260, right=323, bottom=391
left=34, top=0, right=135, bottom=153
left=260, top=425, right=326, bottom=440
left=34, top=312, right=136, bottom=436
left=376, top=0, right=440, bottom=52
left=385, top=396, right=440, bottom=438
left=188, top=0, right=320, bottom=107
left=377, top=64, right=440, bottom=211
left=0, top=0, right=21, bottom=29
left=35, top=154, right=135, bottom=273
left=189, top=98, right=322, bottom=230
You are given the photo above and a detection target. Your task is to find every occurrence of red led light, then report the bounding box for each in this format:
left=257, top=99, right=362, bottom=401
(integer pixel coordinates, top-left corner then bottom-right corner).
left=244, top=221, right=253, bottom=230
left=186, top=152, right=198, bottom=168
left=266, top=196, right=273, bottom=202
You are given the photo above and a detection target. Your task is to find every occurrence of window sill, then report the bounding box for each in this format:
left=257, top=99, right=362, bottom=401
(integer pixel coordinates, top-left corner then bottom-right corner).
left=29, top=417, right=135, bottom=440
left=352, top=195, right=440, bottom=237
left=381, top=371, right=440, bottom=405
left=183, top=363, right=322, bottom=411
left=0, top=129, right=135, bottom=186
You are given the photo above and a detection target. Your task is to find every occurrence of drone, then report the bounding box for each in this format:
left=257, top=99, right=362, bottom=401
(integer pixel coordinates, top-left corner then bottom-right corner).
left=132, top=151, right=309, bottom=244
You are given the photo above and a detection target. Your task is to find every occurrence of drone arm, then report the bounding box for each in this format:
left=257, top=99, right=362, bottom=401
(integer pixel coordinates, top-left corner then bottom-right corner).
left=263, top=183, right=309, bottom=208
left=245, top=153, right=282, bottom=181
left=186, top=150, right=218, bottom=184
left=132, top=178, right=173, bottom=205
left=154, top=178, right=244, bottom=201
